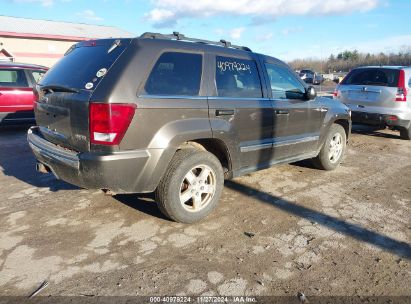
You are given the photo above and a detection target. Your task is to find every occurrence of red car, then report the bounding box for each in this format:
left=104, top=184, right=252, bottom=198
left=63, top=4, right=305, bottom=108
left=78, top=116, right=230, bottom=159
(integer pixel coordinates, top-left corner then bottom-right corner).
left=0, top=62, right=48, bottom=125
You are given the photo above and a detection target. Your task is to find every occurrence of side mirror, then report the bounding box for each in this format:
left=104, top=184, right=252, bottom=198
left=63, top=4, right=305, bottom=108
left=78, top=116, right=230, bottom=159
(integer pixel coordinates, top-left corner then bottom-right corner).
left=305, top=86, right=317, bottom=100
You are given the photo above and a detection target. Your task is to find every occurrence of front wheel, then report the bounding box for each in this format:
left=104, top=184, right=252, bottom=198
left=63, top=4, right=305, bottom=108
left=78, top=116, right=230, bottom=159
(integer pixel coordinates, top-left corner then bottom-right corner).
left=155, top=149, right=224, bottom=223
left=313, top=124, right=347, bottom=170
left=399, top=127, right=411, bottom=140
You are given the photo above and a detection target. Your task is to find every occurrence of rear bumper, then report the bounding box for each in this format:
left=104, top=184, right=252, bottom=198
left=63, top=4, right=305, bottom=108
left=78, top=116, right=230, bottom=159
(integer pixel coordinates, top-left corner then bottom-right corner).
left=0, top=111, right=35, bottom=125
left=27, top=126, right=164, bottom=193
left=351, top=111, right=410, bottom=129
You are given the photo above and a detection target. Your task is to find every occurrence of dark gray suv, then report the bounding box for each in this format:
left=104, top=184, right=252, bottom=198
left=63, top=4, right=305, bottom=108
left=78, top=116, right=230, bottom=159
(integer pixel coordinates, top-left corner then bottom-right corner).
left=28, top=33, right=351, bottom=223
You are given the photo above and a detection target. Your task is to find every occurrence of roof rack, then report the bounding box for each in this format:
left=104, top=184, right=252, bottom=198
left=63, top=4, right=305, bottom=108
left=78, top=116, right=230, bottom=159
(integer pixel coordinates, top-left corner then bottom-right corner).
left=140, top=32, right=252, bottom=52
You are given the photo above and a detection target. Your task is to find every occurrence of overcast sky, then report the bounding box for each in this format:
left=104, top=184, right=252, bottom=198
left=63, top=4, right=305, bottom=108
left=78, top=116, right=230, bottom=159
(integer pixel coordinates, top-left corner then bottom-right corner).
left=1, top=0, right=410, bottom=61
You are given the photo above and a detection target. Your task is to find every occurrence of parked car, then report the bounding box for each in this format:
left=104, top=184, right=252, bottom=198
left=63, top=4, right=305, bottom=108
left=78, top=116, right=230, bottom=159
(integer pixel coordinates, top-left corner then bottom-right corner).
left=299, top=69, right=324, bottom=85
left=299, top=69, right=315, bottom=83
left=334, top=66, right=411, bottom=139
left=313, top=73, right=325, bottom=85
left=0, top=62, right=48, bottom=125
left=28, top=32, right=351, bottom=223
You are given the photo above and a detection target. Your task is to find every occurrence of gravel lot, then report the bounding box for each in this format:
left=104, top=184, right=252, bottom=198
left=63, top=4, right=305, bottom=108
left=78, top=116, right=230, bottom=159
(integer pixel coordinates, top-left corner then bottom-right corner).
left=0, top=124, right=410, bottom=300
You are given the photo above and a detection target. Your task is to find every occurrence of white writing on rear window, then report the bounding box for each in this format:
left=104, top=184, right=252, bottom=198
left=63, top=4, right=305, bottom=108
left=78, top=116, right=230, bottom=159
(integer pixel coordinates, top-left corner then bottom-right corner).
left=217, top=61, right=251, bottom=73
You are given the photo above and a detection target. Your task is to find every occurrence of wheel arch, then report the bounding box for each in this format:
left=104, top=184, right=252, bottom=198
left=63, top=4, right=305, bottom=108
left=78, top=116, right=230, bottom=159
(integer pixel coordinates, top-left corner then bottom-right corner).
left=177, top=138, right=233, bottom=178
left=333, top=118, right=351, bottom=141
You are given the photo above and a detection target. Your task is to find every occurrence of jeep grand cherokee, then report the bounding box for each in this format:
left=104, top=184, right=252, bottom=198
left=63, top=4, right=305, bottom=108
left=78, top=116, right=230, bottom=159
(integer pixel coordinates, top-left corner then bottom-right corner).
left=28, top=32, right=351, bottom=223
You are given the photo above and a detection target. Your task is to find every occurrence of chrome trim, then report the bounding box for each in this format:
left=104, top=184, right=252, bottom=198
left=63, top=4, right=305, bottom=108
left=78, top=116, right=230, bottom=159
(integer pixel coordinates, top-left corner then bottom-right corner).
left=240, top=136, right=319, bottom=153
left=273, top=136, right=319, bottom=147
left=208, top=97, right=270, bottom=101
left=138, top=94, right=205, bottom=100
left=240, top=142, right=272, bottom=153
left=139, top=95, right=270, bottom=101
left=361, top=87, right=382, bottom=93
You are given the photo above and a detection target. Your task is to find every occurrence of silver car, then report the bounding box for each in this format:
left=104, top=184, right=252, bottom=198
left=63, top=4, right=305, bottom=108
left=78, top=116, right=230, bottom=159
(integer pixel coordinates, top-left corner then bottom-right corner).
left=334, top=66, right=411, bottom=139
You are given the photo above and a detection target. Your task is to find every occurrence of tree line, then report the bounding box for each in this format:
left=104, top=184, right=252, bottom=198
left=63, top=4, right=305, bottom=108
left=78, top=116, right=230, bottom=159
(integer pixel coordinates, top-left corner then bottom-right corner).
left=289, top=47, right=411, bottom=73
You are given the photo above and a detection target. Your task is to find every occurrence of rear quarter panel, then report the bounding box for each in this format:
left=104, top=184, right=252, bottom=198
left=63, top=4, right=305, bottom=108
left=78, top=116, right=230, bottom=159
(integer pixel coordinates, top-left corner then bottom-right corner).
left=92, top=39, right=216, bottom=191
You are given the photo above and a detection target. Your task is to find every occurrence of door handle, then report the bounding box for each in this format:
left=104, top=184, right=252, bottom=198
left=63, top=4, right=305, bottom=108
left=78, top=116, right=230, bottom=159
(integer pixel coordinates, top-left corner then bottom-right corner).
left=275, top=109, right=289, bottom=115
left=314, top=107, right=328, bottom=112
left=216, top=109, right=235, bottom=116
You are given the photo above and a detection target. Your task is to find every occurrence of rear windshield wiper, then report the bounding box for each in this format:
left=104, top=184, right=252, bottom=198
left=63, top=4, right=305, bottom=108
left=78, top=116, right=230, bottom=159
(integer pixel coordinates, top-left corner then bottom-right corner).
left=41, top=84, right=79, bottom=93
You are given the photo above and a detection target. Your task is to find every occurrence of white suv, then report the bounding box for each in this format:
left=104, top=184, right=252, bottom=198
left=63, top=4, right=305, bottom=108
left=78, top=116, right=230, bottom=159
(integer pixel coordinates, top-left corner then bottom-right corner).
left=334, top=66, right=411, bottom=140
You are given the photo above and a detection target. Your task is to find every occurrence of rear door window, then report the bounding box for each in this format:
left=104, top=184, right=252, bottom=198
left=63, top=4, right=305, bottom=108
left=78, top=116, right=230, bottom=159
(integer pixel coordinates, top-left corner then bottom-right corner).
left=265, top=63, right=305, bottom=99
left=215, top=56, right=262, bottom=98
left=0, top=69, right=28, bottom=87
left=144, top=52, right=202, bottom=96
left=342, top=68, right=399, bottom=87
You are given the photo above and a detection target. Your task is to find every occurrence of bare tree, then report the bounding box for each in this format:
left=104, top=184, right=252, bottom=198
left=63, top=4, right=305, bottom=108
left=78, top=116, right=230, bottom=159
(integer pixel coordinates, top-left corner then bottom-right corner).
left=289, top=49, right=411, bottom=73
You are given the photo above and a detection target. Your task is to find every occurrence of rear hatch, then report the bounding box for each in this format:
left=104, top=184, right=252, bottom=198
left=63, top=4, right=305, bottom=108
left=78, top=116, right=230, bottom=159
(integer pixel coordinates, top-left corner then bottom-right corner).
left=337, top=68, right=403, bottom=111
left=35, top=38, right=131, bottom=152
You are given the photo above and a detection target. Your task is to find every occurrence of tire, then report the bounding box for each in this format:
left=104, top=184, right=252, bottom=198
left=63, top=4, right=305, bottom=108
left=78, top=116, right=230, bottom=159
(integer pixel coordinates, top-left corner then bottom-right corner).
left=399, top=127, right=411, bottom=140
left=313, top=124, right=347, bottom=171
left=154, top=149, right=224, bottom=223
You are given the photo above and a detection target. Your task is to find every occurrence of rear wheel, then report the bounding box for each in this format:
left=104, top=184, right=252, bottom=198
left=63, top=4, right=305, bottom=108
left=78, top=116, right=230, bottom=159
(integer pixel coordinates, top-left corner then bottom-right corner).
left=399, top=127, right=411, bottom=140
left=155, top=149, right=224, bottom=223
left=313, top=124, right=346, bottom=170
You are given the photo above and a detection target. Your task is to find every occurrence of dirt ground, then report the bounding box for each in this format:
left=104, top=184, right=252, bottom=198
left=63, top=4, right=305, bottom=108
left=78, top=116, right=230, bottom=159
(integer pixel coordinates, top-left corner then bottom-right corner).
left=0, top=124, right=410, bottom=300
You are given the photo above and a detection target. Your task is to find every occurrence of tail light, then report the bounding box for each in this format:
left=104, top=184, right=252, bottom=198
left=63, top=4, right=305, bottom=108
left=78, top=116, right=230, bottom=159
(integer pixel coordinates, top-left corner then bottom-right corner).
left=395, top=70, right=407, bottom=102
left=89, top=103, right=136, bottom=145
left=333, top=86, right=339, bottom=99
left=386, top=115, right=398, bottom=122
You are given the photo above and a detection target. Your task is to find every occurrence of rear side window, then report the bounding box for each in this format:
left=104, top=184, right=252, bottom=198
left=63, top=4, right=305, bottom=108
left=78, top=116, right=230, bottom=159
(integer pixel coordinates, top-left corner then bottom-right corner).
left=0, top=69, right=28, bottom=87
left=342, top=68, right=399, bottom=87
left=30, top=70, right=46, bottom=83
left=215, top=56, right=262, bottom=98
left=144, top=52, right=202, bottom=96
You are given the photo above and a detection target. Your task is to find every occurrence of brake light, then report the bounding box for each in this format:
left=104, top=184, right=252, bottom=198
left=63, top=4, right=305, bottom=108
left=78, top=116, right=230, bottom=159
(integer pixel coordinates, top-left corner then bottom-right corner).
left=89, top=103, right=136, bottom=145
left=386, top=115, right=398, bottom=122
left=333, top=89, right=338, bottom=98
left=395, top=70, right=407, bottom=102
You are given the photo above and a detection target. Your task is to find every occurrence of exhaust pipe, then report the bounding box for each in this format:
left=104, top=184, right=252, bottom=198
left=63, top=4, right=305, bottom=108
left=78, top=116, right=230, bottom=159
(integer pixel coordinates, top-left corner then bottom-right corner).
left=36, top=162, right=51, bottom=174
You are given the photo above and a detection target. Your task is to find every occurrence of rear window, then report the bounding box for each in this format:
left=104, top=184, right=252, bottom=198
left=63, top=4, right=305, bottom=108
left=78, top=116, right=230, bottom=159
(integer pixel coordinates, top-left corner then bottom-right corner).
left=39, top=39, right=129, bottom=90
left=0, top=69, right=28, bottom=87
left=342, top=68, right=400, bottom=87
left=300, top=70, right=313, bottom=74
